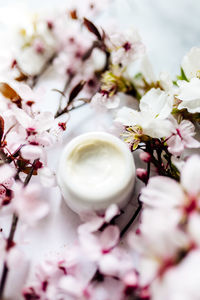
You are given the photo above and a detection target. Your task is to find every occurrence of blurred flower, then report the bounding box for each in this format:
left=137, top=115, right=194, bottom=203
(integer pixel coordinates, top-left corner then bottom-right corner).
left=91, top=91, right=120, bottom=110
left=12, top=182, right=49, bottom=226
left=107, top=29, right=145, bottom=67
left=177, top=78, right=200, bottom=113
left=181, top=47, right=200, bottom=80
left=129, top=208, right=189, bottom=287
left=79, top=203, right=120, bottom=234
left=140, top=155, right=200, bottom=213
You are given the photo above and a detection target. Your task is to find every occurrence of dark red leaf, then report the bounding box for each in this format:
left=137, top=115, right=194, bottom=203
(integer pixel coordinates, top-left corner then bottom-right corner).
left=0, top=116, right=4, bottom=142
left=0, top=82, right=22, bottom=108
left=68, top=80, right=85, bottom=105
left=83, top=18, right=102, bottom=41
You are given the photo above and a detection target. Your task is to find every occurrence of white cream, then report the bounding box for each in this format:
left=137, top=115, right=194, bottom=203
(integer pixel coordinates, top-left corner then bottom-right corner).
left=57, top=132, right=135, bottom=214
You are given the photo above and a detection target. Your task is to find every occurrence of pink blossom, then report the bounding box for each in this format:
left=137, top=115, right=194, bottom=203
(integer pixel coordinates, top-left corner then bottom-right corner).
left=79, top=225, right=120, bottom=261
left=20, top=145, right=46, bottom=162
left=167, top=118, right=200, bottom=156
left=89, top=277, right=125, bottom=300
left=91, top=92, right=120, bottom=110
left=78, top=203, right=120, bottom=234
left=37, top=167, right=56, bottom=187
left=12, top=107, right=55, bottom=147
left=0, top=233, right=26, bottom=270
left=151, top=250, right=200, bottom=300
left=12, top=182, right=49, bottom=226
left=99, top=248, right=135, bottom=278
left=129, top=208, right=189, bottom=286
left=140, top=155, right=200, bottom=212
left=0, top=164, right=15, bottom=183
left=107, top=29, right=145, bottom=67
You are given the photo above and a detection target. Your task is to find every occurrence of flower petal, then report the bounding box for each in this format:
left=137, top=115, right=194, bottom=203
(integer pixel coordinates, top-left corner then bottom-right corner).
left=140, top=176, right=184, bottom=208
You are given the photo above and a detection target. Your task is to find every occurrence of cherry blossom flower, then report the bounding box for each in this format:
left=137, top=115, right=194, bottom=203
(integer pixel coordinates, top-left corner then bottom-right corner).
left=0, top=164, right=15, bottom=184
left=99, top=247, right=134, bottom=278
left=88, top=277, right=125, bottom=300
left=15, top=17, right=58, bottom=76
left=129, top=208, right=189, bottom=287
left=12, top=182, right=49, bottom=226
left=177, top=78, right=200, bottom=113
left=91, top=92, right=120, bottom=110
left=12, top=107, right=55, bottom=147
left=78, top=203, right=120, bottom=234
left=107, top=29, right=145, bottom=67
left=166, top=118, right=200, bottom=156
left=151, top=250, right=200, bottom=300
left=116, top=88, right=173, bottom=139
left=79, top=225, right=120, bottom=261
left=66, top=0, right=111, bottom=19
left=140, top=155, right=200, bottom=212
left=0, top=232, right=27, bottom=275
left=140, top=56, right=175, bottom=93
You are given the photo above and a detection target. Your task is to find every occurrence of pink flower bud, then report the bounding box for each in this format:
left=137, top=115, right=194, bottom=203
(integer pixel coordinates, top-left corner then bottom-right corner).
left=136, top=168, right=148, bottom=183
left=139, top=152, right=151, bottom=163
left=123, top=270, right=138, bottom=287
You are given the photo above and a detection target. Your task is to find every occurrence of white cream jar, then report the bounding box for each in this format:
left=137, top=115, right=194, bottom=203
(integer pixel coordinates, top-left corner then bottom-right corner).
left=57, top=132, right=135, bottom=214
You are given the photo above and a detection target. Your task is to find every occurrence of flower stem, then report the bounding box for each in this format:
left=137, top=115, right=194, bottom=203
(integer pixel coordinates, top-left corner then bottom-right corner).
left=120, top=153, right=151, bottom=238
left=120, top=199, right=142, bottom=238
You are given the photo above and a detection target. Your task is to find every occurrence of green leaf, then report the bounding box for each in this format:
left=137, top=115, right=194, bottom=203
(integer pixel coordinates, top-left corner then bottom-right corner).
left=177, top=68, right=189, bottom=82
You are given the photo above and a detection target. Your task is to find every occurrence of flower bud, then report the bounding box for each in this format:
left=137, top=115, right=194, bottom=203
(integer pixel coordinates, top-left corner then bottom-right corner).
left=136, top=168, right=148, bottom=184
left=139, top=152, right=151, bottom=163
left=123, top=270, right=138, bottom=288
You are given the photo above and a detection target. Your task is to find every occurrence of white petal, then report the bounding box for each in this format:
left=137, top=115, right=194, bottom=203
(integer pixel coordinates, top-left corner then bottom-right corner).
left=140, top=88, right=173, bottom=119
left=115, top=106, right=140, bottom=126
left=105, top=204, right=120, bottom=223
left=181, top=155, right=200, bottom=196
left=181, top=47, right=200, bottom=80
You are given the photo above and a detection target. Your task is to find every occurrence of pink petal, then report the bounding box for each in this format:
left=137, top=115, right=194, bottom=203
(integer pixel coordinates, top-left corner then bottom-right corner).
left=123, top=270, right=138, bottom=287
left=38, top=167, right=56, bottom=187
left=140, top=176, right=184, bottom=208
left=99, top=253, right=119, bottom=276
left=0, top=164, right=15, bottom=183
left=79, top=232, right=101, bottom=260
left=78, top=217, right=104, bottom=234
left=167, top=135, right=184, bottom=156
left=59, top=275, right=82, bottom=297
left=21, top=145, right=44, bottom=161
left=100, top=226, right=120, bottom=252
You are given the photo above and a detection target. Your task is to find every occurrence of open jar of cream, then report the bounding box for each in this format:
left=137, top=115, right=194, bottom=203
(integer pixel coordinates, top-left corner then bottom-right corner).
left=57, top=132, right=135, bottom=214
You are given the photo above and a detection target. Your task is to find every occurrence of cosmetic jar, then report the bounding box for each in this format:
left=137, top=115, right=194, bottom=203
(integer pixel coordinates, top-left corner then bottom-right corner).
left=57, top=132, right=135, bottom=214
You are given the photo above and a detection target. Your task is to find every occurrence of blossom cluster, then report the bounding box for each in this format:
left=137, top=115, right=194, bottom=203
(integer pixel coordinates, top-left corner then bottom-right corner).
left=0, top=1, right=199, bottom=300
